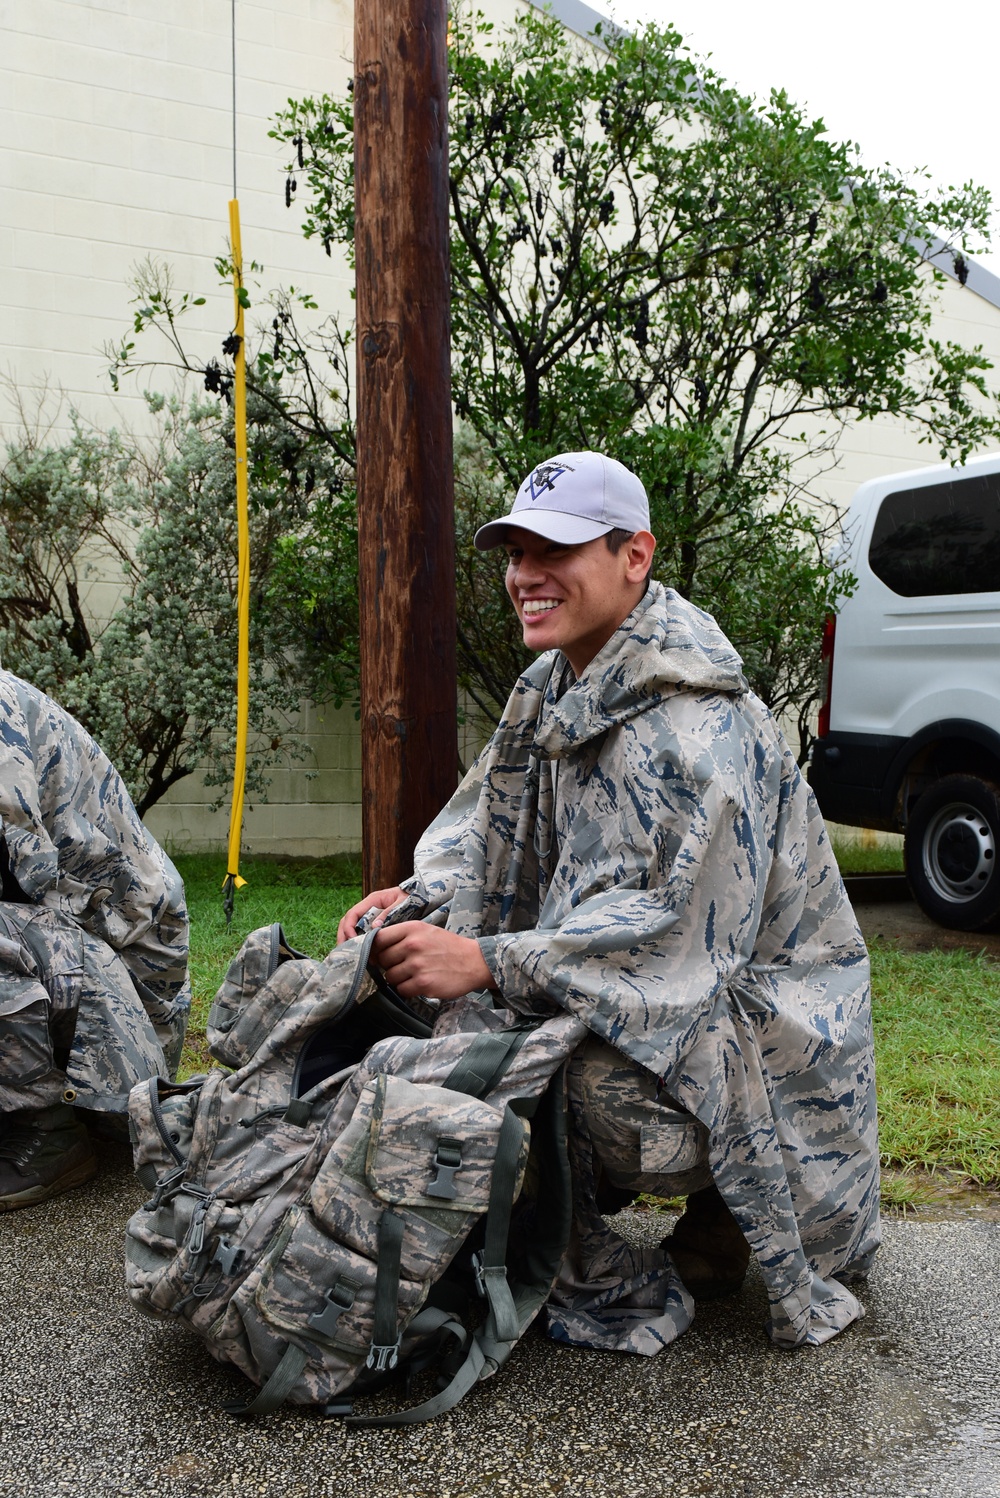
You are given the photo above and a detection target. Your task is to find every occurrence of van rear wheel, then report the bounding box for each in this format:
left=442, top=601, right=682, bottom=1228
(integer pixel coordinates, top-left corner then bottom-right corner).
left=905, top=775, right=1000, bottom=931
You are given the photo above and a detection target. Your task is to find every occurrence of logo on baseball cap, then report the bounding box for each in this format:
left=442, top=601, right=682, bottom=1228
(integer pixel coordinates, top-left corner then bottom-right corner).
left=474, top=451, right=650, bottom=551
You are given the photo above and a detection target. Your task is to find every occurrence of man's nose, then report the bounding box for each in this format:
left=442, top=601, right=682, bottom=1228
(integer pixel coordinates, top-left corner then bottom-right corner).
left=513, top=554, right=545, bottom=586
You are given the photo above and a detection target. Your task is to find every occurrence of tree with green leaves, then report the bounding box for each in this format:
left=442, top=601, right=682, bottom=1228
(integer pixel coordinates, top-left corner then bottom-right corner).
left=0, top=387, right=353, bottom=814
left=114, top=8, right=998, bottom=759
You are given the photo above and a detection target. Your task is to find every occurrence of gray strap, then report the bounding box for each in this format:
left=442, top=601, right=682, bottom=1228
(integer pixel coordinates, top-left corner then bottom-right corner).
left=478, top=1068, right=573, bottom=1371
left=404, top=1305, right=466, bottom=1338
left=443, top=1028, right=533, bottom=1099
left=476, top=1106, right=526, bottom=1345
left=351, top=1076, right=573, bottom=1426
left=224, top=1341, right=308, bottom=1419
left=366, top=1210, right=405, bottom=1372
left=347, top=1329, right=486, bottom=1428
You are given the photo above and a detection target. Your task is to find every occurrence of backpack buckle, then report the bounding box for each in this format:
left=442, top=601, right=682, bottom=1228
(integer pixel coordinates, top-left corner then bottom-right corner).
left=426, top=1138, right=463, bottom=1200
left=184, top=1193, right=214, bottom=1256
left=212, top=1237, right=245, bottom=1276
left=472, top=1251, right=508, bottom=1299
left=366, top=1339, right=401, bottom=1373
left=308, top=1278, right=358, bottom=1339
left=142, top=1163, right=186, bottom=1211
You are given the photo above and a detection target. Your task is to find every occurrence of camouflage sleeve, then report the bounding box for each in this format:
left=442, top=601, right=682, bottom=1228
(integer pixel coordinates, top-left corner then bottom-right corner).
left=0, top=676, right=58, bottom=897
left=477, top=787, right=746, bottom=1040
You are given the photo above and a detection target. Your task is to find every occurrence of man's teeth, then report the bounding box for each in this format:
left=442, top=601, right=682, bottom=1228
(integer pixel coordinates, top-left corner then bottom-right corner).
left=522, top=600, right=561, bottom=616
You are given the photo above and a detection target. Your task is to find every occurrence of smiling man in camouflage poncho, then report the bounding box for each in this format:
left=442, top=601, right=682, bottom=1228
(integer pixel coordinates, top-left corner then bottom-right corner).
left=340, top=451, right=880, bottom=1354
left=0, top=672, right=190, bottom=1210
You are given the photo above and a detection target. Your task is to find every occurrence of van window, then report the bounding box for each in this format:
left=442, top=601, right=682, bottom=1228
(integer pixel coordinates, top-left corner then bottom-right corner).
left=868, top=472, right=1000, bottom=596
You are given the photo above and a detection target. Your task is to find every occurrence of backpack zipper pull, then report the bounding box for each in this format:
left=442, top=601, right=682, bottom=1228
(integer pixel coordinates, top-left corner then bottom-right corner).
left=184, top=1192, right=215, bottom=1256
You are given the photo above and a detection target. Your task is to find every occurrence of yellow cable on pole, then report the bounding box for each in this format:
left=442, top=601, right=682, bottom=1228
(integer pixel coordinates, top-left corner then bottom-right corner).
left=223, top=196, right=250, bottom=926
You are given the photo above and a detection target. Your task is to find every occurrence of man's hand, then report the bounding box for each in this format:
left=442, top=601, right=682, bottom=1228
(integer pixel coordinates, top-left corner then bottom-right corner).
left=371, top=922, right=497, bottom=1002
left=337, top=886, right=407, bottom=944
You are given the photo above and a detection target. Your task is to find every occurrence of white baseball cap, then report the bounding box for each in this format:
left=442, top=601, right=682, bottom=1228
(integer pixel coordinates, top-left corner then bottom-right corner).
left=474, top=451, right=650, bottom=551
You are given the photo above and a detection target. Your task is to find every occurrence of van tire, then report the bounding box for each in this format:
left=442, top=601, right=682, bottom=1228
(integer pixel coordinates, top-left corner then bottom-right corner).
left=905, top=776, right=1000, bottom=931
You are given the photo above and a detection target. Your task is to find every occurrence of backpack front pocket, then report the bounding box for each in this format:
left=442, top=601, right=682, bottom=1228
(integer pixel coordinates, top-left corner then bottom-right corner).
left=365, top=1073, right=525, bottom=1211
left=254, top=1205, right=425, bottom=1356
left=310, top=1072, right=528, bottom=1281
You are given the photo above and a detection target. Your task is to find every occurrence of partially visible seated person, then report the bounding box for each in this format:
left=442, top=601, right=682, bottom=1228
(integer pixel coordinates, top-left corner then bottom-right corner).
left=0, top=670, right=190, bottom=1210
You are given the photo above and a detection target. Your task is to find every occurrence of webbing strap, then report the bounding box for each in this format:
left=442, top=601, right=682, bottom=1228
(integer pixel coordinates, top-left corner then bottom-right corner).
left=367, top=1210, right=405, bottom=1371
left=223, top=1340, right=308, bottom=1419
left=476, top=1068, right=574, bottom=1373
left=476, top=1106, right=526, bottom=1345
left=347, top=1325, right=486, bottom=1428
left=443, top=1027, right=533, bottom=1100
left=352, top=1074, right=574, bottom=1427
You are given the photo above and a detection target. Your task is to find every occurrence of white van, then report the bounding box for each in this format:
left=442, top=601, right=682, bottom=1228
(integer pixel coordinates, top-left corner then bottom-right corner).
left=808, top=453, right=1000, bottom=931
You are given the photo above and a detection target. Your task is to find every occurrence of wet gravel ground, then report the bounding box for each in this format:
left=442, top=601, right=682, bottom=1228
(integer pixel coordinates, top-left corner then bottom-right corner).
left=2, top=1145, right=999, bottom=1498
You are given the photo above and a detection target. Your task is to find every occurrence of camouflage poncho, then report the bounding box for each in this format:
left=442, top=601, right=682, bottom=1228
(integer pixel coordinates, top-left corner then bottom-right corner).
left=0, top=671, right=190, bottom=1110
left=404, top=584, right=880, bottom=1351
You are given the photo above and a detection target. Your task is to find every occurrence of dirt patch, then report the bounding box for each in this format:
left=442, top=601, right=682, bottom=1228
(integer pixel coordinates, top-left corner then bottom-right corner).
left=846, top=875, right=1000, bottom=961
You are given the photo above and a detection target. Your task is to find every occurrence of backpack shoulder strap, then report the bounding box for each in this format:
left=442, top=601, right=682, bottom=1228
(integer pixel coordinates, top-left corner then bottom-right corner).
left=442, top=1025, right=535, bottom=1099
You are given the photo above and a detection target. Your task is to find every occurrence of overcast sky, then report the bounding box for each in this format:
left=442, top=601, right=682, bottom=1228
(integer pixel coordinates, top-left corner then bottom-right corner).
left=611, top=0, right=1000, bottom=277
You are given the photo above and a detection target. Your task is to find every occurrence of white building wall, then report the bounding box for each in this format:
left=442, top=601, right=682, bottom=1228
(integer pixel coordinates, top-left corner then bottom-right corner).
left=5, top=0, right=1000, bottom=856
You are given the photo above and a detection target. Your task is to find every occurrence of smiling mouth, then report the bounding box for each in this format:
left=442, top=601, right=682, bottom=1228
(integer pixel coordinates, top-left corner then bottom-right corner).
left=521, top=599, right=562, bottom=617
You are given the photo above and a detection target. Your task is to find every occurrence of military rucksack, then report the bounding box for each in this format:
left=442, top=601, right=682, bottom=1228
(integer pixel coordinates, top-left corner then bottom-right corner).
left=124, top=921, right=579, bottom=1426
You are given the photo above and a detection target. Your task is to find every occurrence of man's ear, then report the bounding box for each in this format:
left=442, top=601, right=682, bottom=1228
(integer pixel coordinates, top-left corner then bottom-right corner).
left=625, top=530, right=656, bottom=583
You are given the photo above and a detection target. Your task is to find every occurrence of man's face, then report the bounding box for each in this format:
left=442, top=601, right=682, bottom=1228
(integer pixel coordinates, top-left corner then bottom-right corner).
left=503, top=527, right=652, bottom=678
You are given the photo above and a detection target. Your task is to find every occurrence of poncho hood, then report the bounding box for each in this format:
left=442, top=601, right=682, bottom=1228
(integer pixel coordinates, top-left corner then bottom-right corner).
left=531, top=582, right=747, bottom=758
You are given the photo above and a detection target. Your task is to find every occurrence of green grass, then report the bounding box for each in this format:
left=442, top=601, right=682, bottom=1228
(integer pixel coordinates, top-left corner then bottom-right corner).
left=831, top=833, right=905, bottom=876
left=174, top=853, right=361, bottom=1072
left=175, top=854, right=1000, bottom=1188
left=870, top=942, right=1000, bottom=1186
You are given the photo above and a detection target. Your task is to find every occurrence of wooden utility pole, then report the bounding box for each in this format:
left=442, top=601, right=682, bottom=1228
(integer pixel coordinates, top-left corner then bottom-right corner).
left=354, top=0, right=457, bottom=892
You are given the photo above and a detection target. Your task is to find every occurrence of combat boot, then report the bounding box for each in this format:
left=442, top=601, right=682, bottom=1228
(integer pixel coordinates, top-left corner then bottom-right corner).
left=659, top=1181, right=752, bottom=1300
left=0, top=1104, right=97, bottom=1211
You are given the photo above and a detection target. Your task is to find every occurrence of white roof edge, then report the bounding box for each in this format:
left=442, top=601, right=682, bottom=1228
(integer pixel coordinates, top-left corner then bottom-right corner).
left=919, top=235, right=1000, bottom=313
left=530, top=0, right=616, bottom=48
left=852, top=448, right=1000, bottom=500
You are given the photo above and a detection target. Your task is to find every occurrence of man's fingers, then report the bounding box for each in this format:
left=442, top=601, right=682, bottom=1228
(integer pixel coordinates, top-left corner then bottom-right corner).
left=337, top=888, right=408, bottom=945
left=337, top=909, right=362, bottom=943
left=379, top=961, right=416, bottom=996
left=371, top=921, right=417, bottom=961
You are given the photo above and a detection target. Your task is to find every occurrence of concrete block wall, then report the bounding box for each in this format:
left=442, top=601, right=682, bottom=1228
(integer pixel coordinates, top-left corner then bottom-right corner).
left=142, top=696, right=365, bottom=859
left=2, top=0, right=364, bottom=856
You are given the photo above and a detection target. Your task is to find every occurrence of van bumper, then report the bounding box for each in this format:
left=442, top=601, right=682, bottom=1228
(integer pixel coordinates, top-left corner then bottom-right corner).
left=808, top=732, right=905, bottom=831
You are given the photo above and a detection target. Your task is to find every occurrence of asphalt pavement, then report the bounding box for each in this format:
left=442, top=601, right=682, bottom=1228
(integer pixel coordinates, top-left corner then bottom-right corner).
left=2, top=1141, right=999, bottom=1498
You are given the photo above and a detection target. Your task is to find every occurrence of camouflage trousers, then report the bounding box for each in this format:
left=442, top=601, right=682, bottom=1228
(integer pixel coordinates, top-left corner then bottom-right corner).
left=0, top=902, right=188, bottom=1115
left=575, top=1032, right=712, bottom=1197
left=538, top=1033, right=707, bottom=1354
